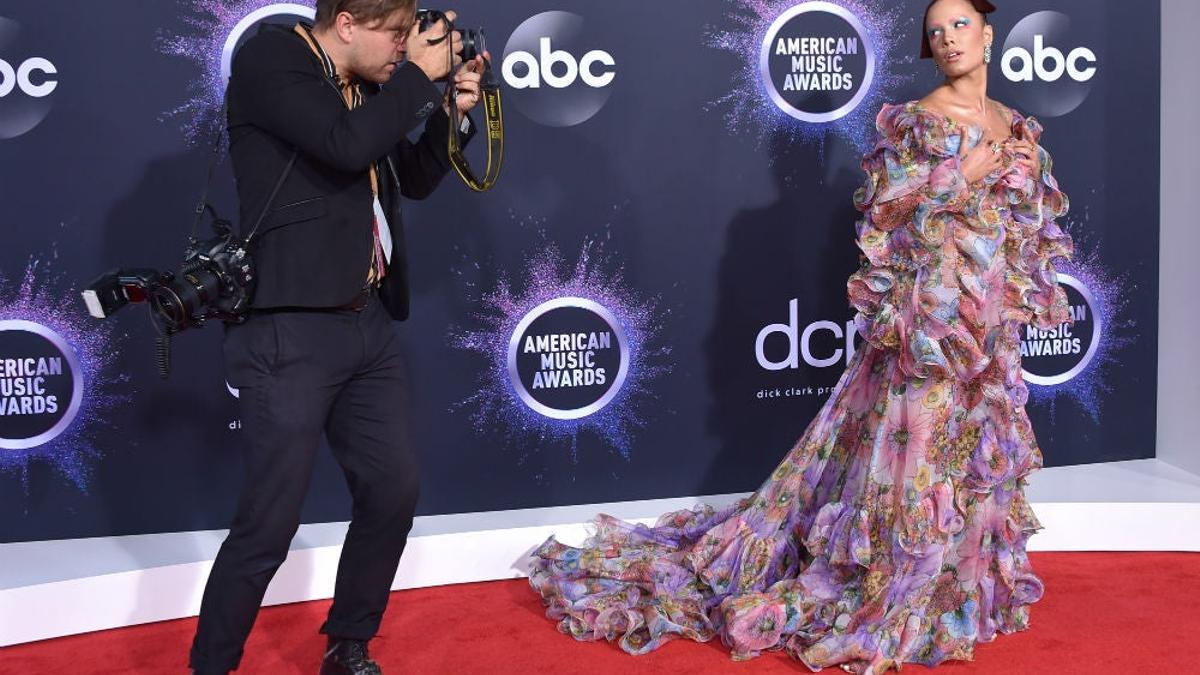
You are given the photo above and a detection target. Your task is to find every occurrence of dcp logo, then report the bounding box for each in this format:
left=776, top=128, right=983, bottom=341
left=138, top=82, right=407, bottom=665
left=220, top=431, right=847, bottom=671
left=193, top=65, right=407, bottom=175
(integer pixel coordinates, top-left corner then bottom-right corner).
left=1001, top=11, right=1099, bottom=117
left=501, top=11, right=616, bottom=127
left=756, top=299, right=861, bottom=370
left=0, top=16, right=58, bottom=140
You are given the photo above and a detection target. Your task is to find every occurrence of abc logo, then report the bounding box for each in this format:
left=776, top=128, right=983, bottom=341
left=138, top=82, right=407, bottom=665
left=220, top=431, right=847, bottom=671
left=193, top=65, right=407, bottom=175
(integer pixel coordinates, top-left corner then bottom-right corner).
left=501, top=11, right=616, bottom=127
left=0, top=57, right=57, bottom=98
left=0, top=16, right=57, bottom=139
left=1002, top=36, right=1096, bottom=84
left=502, top=38, right=615, bottom=90
left=1001, top=11, right=1099, bottom=117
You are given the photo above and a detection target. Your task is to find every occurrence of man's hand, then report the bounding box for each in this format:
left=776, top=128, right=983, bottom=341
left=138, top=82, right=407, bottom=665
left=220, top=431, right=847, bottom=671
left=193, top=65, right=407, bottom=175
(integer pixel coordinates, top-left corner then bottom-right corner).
left=406, top=10, right=462, bottom=81
left=446, top=52, right=490, bottom=115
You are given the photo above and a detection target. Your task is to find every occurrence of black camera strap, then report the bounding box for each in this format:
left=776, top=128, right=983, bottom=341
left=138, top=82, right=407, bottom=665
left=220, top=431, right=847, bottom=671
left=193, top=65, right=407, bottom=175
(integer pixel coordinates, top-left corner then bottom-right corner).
left=244, top=150, right=298, bottom=243
left=189, top=103, right=298, bottom=245
left=189, top=117, right=228, bottom=244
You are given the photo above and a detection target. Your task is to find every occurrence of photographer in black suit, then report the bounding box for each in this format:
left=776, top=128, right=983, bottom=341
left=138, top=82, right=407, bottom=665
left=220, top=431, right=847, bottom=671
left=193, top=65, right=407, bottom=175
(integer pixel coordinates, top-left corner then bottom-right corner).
left=188, top=2, right=486, bottom=674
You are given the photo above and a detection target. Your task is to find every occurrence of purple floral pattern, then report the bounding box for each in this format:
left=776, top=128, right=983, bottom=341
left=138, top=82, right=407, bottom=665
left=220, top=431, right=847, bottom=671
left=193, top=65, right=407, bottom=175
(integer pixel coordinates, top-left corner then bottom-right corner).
left=529, top=102, right=1072, bottom=674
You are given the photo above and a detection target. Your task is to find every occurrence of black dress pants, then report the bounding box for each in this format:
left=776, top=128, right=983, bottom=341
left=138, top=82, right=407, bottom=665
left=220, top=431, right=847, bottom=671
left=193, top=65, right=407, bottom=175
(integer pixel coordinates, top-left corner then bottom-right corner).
left=189, top=292, right=418, bottom=673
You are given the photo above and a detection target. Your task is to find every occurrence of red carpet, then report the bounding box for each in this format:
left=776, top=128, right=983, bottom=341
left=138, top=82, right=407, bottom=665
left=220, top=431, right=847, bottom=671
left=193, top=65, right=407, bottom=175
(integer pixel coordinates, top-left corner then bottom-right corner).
left=2, top=552, right=1195, bottom=674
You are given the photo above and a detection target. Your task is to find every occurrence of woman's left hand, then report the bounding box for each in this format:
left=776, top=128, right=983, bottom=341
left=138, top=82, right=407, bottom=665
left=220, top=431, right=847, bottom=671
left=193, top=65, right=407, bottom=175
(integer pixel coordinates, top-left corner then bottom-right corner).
left=1007, top=138, right=1041, bottom=176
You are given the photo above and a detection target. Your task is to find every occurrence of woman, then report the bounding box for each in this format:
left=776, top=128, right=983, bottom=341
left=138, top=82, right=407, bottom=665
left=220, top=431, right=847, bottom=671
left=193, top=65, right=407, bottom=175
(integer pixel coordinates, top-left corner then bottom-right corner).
left=529, top=0, right=1071, bottom=671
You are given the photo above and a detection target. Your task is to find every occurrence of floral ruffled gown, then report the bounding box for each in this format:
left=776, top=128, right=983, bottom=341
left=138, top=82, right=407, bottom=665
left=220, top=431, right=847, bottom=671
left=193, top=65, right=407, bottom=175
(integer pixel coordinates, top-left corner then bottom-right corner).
left=529, top=102, right=1073, bottom=673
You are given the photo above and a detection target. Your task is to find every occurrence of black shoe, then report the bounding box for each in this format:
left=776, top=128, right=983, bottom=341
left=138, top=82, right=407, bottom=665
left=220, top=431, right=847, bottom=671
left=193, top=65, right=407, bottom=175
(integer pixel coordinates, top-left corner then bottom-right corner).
left=320, top=638, right=382, bottom=675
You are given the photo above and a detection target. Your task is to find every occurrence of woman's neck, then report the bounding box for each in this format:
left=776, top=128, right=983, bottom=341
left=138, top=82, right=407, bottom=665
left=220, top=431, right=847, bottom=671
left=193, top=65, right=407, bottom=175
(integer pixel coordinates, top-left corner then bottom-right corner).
left=941, top=67, right=990, bottom=115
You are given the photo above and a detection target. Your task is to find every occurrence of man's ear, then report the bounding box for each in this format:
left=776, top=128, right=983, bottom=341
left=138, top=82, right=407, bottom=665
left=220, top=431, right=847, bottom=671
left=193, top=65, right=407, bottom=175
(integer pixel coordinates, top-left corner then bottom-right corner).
left=334, top=11, right=356, bottom=43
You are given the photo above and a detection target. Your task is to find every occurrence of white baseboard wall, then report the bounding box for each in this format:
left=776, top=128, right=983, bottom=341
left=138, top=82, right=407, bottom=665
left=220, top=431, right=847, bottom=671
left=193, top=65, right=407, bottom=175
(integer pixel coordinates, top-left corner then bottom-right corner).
left=4, top=460, right=1200, bottom=648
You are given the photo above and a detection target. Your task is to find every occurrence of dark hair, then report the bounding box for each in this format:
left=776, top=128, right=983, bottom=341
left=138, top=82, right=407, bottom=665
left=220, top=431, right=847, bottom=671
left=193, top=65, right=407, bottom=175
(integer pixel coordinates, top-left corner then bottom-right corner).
left=315, top=0, right=417, bottom=29
left=920, top=0, right=996, bottom=59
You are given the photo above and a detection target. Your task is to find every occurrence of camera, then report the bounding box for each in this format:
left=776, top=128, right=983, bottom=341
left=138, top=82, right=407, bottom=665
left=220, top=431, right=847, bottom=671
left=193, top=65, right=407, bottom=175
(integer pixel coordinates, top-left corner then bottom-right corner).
left=414, top=9, right=504, bottom=192
left=82, top=216, right=254, bottom=335
left=416, top=9, right=484, bottom=62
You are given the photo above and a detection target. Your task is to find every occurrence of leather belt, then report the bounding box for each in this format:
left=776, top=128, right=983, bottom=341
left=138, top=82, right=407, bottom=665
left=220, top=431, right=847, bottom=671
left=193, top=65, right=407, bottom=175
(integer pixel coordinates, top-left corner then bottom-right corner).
left=336, top=285, right=374, bottom=312
left=253, top=286, right=375, bottom=314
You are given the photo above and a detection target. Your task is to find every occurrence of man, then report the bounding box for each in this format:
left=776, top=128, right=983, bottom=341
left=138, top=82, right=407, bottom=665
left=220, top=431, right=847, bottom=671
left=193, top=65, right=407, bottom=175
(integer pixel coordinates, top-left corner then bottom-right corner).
left=188, top=2, right=486, bottom=673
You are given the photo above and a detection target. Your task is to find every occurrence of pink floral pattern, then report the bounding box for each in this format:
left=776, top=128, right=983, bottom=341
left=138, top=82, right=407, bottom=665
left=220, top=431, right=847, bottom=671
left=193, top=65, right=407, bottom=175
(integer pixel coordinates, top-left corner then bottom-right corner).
left=529, top=102, right=1072, bottom=673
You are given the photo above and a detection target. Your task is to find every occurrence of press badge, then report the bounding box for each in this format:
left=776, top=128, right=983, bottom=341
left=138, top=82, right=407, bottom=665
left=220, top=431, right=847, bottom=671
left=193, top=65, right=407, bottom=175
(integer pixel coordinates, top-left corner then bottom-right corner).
left=372, top=196, right=393, bottom=263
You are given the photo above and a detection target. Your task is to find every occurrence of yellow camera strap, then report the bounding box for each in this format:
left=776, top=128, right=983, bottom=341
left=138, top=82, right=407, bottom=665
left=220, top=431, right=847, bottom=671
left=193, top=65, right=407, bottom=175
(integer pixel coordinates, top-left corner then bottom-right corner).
left=447, top=61, right=504, bottom=193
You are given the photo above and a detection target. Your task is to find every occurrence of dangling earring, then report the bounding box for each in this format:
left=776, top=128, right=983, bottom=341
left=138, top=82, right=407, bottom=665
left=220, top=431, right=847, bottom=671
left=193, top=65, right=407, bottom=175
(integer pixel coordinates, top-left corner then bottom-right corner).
left=934, top=62, right=941, bottom=76
left=984, top=43, right=993, bottom=64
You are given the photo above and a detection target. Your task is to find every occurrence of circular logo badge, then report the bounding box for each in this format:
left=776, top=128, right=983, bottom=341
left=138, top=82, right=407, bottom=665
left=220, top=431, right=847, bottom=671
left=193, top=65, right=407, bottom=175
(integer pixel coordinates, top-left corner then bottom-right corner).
left=220, top=3, right=315, bottom=85
left=507, top=297, right=629, bottom=420
left=0, top=16, right=59, bottom=140
left=1021, top=275, right=1100, bottom=386
left=501, top=11, right=617, bottom=127
left=1001, top=11, right=1099, bottom=118
left=759, top=2, right=875, bottom=123
left=0, top=320, right=84, bottom=450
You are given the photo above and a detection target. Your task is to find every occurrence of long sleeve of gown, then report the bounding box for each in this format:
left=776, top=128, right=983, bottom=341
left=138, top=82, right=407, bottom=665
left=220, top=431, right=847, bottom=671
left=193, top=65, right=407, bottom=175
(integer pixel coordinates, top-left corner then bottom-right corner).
left=847, top=107, right=987, bottom=381
left=1001, top=118, right=1073, bottom=331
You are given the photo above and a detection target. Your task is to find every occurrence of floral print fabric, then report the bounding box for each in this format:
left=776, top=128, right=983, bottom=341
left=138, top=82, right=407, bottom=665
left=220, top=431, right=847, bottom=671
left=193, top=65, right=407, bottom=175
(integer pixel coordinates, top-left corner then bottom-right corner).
left=529, top=102, right=1072, bottom=674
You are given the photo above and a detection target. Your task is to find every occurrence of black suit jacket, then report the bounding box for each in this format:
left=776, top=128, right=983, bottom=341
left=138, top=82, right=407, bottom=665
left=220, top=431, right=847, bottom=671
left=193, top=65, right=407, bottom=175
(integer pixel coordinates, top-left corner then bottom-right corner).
left=226, top=24, right=472, bottom=320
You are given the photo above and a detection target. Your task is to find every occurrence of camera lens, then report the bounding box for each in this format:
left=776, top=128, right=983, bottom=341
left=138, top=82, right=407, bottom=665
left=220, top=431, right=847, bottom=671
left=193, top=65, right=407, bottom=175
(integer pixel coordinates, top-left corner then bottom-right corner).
left=151, top=269, right=221, bottom=331
left=460, top=29, right=479, bottom=62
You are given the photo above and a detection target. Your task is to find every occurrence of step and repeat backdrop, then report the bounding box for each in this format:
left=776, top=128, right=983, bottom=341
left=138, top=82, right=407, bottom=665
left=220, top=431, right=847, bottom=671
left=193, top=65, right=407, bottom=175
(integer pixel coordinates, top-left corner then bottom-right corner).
left=0, top=1, right=1159, bottom=543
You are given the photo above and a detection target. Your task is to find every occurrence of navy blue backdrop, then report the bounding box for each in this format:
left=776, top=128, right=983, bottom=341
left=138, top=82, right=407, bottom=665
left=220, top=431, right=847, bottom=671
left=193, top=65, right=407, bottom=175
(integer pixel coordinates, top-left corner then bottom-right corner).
left=0, top=0, right=1159, bottom=543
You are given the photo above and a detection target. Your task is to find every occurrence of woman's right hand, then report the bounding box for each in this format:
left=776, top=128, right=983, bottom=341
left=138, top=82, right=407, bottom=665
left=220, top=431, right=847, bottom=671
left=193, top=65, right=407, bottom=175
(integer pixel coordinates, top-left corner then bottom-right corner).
left=958, top=133, right=1007, bottom=185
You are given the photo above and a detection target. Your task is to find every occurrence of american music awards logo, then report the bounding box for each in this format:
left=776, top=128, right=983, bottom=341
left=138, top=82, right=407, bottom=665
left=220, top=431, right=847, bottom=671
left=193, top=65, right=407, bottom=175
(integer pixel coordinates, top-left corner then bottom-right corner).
left=759, top=2, right=874, bottom=124
left=1019, top=274, right=1099, bottom=386
left=159, top=1, right=316, bottom=142
left=0, top=321, right=82, bottom=450
left=707, top=0, right=911, bottom=150
left=508, top=298, right=630, bottom=421
left=0, top=262, right=126, bottom=489
left=1020, top=254, right=1135, bottom=420
left=450, top=235, right=671, bottom=463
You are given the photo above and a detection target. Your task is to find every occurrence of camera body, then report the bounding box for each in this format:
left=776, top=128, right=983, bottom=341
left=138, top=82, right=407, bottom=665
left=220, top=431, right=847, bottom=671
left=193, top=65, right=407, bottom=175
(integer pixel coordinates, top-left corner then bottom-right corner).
left=416, top=8, right=483, bottom=62
left=83, top=219, right=254, bottom=334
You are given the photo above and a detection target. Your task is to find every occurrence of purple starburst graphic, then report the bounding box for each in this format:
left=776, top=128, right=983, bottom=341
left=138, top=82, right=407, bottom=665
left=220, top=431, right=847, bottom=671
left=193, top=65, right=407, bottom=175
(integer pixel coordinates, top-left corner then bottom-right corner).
left=706, top=0, right=914, bottom=151
left=449, top=236, right=672, bottom=464
left=0, top=258, right=129, bottom=491
left=1025, top=218, right=1136, bottom=422
left=159, top=0, right=316, bottom=143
